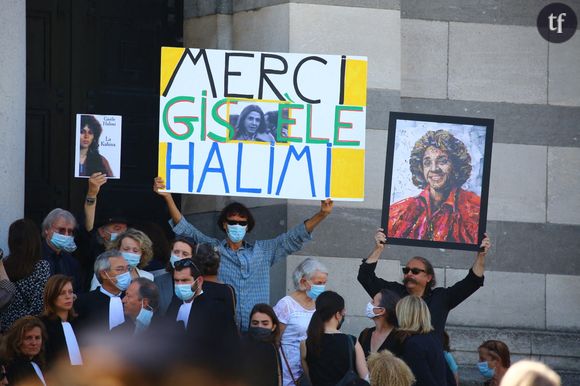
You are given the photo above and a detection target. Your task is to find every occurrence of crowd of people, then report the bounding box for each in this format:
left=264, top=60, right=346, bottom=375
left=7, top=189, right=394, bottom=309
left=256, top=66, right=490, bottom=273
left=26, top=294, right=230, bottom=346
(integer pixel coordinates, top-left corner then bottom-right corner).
left=0, top=174, right=563, bottom=386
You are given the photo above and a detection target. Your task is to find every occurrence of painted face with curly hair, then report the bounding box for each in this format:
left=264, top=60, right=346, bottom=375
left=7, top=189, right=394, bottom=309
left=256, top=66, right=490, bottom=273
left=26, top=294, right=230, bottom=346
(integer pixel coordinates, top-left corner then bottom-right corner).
left=409, top=130, right=472, bottom=191
left=422, top=146, right=453, bottom=191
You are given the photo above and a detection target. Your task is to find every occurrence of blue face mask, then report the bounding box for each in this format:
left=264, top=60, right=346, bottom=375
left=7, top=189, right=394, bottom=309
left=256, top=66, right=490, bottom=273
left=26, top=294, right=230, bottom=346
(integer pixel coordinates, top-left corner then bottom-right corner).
left=109, top=232, right=119, bottom=242
left=169, top=254, right=181, bottom=268
left=122, top=252, right=141, bottom=268
left=226, top=224, right=247, bottom=243
left=112, top=271, right=131, bottom=291
left=477, top=361, right=494, bottom=378
left=135, top=300, right=154, bottom=332
left=175, top=283, right=196, bottom=301
left=50, top=233, right=77, bottom=252
left=306, top=284, right=326, bottom=300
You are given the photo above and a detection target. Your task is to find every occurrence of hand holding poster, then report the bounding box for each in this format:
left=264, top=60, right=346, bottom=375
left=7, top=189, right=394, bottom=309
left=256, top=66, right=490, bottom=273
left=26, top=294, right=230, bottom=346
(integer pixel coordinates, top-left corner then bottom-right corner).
left=381, top=112, right=494, bottom=251
left=157, top=47, right=368, bottom=201
left=75, top=114, right=122, bottom=179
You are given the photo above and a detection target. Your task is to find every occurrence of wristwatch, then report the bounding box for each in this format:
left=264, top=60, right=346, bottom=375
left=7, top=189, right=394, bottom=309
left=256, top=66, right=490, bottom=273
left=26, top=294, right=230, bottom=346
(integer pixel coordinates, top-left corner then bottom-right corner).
left=85, top=196, right=96, bottom=205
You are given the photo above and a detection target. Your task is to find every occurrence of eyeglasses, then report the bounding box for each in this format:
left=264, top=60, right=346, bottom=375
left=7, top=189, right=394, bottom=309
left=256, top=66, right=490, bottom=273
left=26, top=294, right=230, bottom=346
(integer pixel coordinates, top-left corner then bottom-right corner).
left=226, top=219, right=248, bottom=226
left=53, top=226, right=74, bottom=236
left=402, top=267, right=426, bottom=275
left=110, top=266, right=129, bottom=274
left=174, top=258, right=201, bottom=276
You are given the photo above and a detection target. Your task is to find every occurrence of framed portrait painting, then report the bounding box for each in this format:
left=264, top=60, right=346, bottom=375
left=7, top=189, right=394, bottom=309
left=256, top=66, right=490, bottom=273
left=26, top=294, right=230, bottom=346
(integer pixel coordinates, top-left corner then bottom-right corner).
left=381, top=112, right=494, bottom=251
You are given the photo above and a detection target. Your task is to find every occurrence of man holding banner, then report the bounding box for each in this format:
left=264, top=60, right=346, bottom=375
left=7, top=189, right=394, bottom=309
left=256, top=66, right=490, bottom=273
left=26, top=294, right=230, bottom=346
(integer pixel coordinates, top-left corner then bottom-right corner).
left=154, top=177, right=333, bottom=331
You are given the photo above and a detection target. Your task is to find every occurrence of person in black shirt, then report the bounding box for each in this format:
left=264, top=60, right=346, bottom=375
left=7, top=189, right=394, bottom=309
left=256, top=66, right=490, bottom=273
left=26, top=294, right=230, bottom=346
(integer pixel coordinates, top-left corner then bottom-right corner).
left=358, top=229, right=490, bottom=386
left=395, top=295, right=447, bottom=386
left=301, top=291, right=369, bottom=386
left=242, top=303, right=283, bottom=386
left=358, top=289, right=400, bottom=358
left=357, top=229, right=490, bottom=341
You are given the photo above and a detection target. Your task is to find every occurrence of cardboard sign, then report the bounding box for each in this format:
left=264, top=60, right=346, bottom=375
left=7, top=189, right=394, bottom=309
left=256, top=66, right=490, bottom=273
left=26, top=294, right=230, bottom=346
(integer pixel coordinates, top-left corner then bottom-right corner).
left=157, top=47, right=367, bottom=200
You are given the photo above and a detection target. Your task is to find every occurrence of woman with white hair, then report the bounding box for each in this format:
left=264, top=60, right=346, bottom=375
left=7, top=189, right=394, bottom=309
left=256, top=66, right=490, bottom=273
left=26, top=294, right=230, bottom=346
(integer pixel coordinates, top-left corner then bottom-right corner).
left=274, top=257, right=329, bottom=386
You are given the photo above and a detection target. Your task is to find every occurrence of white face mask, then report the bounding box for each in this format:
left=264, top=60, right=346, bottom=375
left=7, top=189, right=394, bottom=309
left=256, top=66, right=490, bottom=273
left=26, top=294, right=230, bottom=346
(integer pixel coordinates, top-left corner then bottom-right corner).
left=365, top=302, right=384, bottom=319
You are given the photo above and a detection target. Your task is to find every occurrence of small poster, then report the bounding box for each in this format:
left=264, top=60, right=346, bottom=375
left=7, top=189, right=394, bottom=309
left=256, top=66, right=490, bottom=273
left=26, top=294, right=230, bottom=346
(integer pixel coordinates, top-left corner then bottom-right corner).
left=381, top=112, right=494, bottom=251
left=74, top=114, right=122, bottom=179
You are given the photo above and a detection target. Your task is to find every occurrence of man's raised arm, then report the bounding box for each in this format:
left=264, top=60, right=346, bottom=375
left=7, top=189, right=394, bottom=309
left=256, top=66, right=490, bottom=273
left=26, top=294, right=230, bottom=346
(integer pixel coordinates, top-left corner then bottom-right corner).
left=472, top=233, right=491, bottom=277
left=153, top=176, right=182, bottom=225
left=84, top=172, right=107, bottom=231
left=304, top=198, right=333, bottom=233
left=357, top=229, right=393, bottom=297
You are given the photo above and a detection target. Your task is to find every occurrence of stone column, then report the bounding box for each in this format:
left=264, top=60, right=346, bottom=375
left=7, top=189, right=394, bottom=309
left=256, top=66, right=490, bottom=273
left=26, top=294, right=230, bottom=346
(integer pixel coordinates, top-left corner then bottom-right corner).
left=0, top=0, right=26, bottom=252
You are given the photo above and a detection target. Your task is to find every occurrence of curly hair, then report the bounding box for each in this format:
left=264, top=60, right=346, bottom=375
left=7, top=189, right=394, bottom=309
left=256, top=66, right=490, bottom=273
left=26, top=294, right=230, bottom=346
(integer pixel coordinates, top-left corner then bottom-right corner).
left=367, top=350, right=415, bottom=386
left=80, top=115, right=103, bottom=152
left=217, top=202, right=255, bottom=233
left=409, top=130, right=472, bottom=189
left=112, top=228, right=154, bottom=269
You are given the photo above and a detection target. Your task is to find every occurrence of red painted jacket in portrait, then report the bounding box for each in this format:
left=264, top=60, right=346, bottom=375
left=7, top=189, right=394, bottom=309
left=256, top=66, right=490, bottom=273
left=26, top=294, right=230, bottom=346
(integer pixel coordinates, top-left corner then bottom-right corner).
left=388, top=186, right=480, bottom=244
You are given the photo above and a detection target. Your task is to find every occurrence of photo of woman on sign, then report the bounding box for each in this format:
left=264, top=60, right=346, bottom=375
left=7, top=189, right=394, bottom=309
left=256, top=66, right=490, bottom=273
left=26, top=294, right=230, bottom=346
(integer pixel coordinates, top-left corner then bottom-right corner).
left=79, top=115, right=114, bottom=177
left=232, top=104, right=276, bottom=143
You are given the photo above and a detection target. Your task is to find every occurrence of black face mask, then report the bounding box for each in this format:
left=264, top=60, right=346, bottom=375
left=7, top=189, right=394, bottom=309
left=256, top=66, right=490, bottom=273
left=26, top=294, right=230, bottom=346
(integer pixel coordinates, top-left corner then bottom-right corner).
left=337, top=315, right=345, bottom=330
left=248, top=326, right=273, bottom=341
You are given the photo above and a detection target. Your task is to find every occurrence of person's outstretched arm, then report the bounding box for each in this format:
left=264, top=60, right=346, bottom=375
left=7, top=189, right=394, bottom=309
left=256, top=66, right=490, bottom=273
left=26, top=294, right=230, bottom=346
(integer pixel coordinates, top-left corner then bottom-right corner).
left=153, top=176, right=182, bottom=224
left=357, top=229, right=397, bottom=297
left=365, top=228, right=386, bottom=264
left=446, top=233, right=491, bottom=310
left=472, top=233, right=491, bottom=277
left=304, top=199, right=333, bottom=233
left=85, top=172, right=107, bottom=231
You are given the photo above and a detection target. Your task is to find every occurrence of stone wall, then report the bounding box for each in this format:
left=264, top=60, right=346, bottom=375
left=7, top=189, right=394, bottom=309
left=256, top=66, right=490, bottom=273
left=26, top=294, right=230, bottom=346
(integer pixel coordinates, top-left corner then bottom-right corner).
left=182, top=0, right=580, bottom=382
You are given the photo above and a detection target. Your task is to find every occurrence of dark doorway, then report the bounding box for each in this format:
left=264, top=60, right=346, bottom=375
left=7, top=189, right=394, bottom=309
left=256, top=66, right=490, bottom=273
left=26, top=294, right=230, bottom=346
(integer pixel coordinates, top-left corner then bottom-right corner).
left=26, top=0, right=182, bottom=227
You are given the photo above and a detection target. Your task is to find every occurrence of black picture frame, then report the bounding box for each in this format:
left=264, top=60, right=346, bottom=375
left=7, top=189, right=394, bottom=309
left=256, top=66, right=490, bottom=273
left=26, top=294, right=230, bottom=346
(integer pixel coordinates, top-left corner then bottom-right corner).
left=381, top=112, right=494, bottom=251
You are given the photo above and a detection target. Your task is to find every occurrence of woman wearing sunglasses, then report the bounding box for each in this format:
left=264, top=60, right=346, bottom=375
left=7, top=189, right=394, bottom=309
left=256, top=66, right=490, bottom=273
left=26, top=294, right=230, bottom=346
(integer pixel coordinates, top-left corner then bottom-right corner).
left=154, top=176, right=333, bottom=333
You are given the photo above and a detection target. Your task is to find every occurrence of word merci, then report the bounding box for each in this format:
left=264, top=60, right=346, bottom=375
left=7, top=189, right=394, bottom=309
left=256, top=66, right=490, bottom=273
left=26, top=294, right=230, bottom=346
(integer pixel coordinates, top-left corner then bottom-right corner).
left=163, top=141, right=332, bottom=197
left=162, top=93, right=362, bottom=146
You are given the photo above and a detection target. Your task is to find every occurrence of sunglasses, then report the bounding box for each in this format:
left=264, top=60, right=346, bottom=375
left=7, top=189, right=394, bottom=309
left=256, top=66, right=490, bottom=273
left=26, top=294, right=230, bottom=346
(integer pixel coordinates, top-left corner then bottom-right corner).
left=174, top=258, right=201, bottom=275
left=226, top=219, right=248, bottom=226
left=402, top=267, right=426, bottom=275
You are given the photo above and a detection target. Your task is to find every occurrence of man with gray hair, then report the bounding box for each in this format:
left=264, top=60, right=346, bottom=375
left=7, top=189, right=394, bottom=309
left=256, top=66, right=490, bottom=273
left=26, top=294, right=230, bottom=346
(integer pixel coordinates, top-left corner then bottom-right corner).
left=41, top=208, right=82, bottom=289
left=75, top=249, right=130, bottom=337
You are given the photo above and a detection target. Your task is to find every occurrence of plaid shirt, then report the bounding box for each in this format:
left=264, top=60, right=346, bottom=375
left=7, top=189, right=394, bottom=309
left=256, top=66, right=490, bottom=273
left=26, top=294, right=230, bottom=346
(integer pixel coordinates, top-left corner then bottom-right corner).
left=171, top=217, right=312, bottom=331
